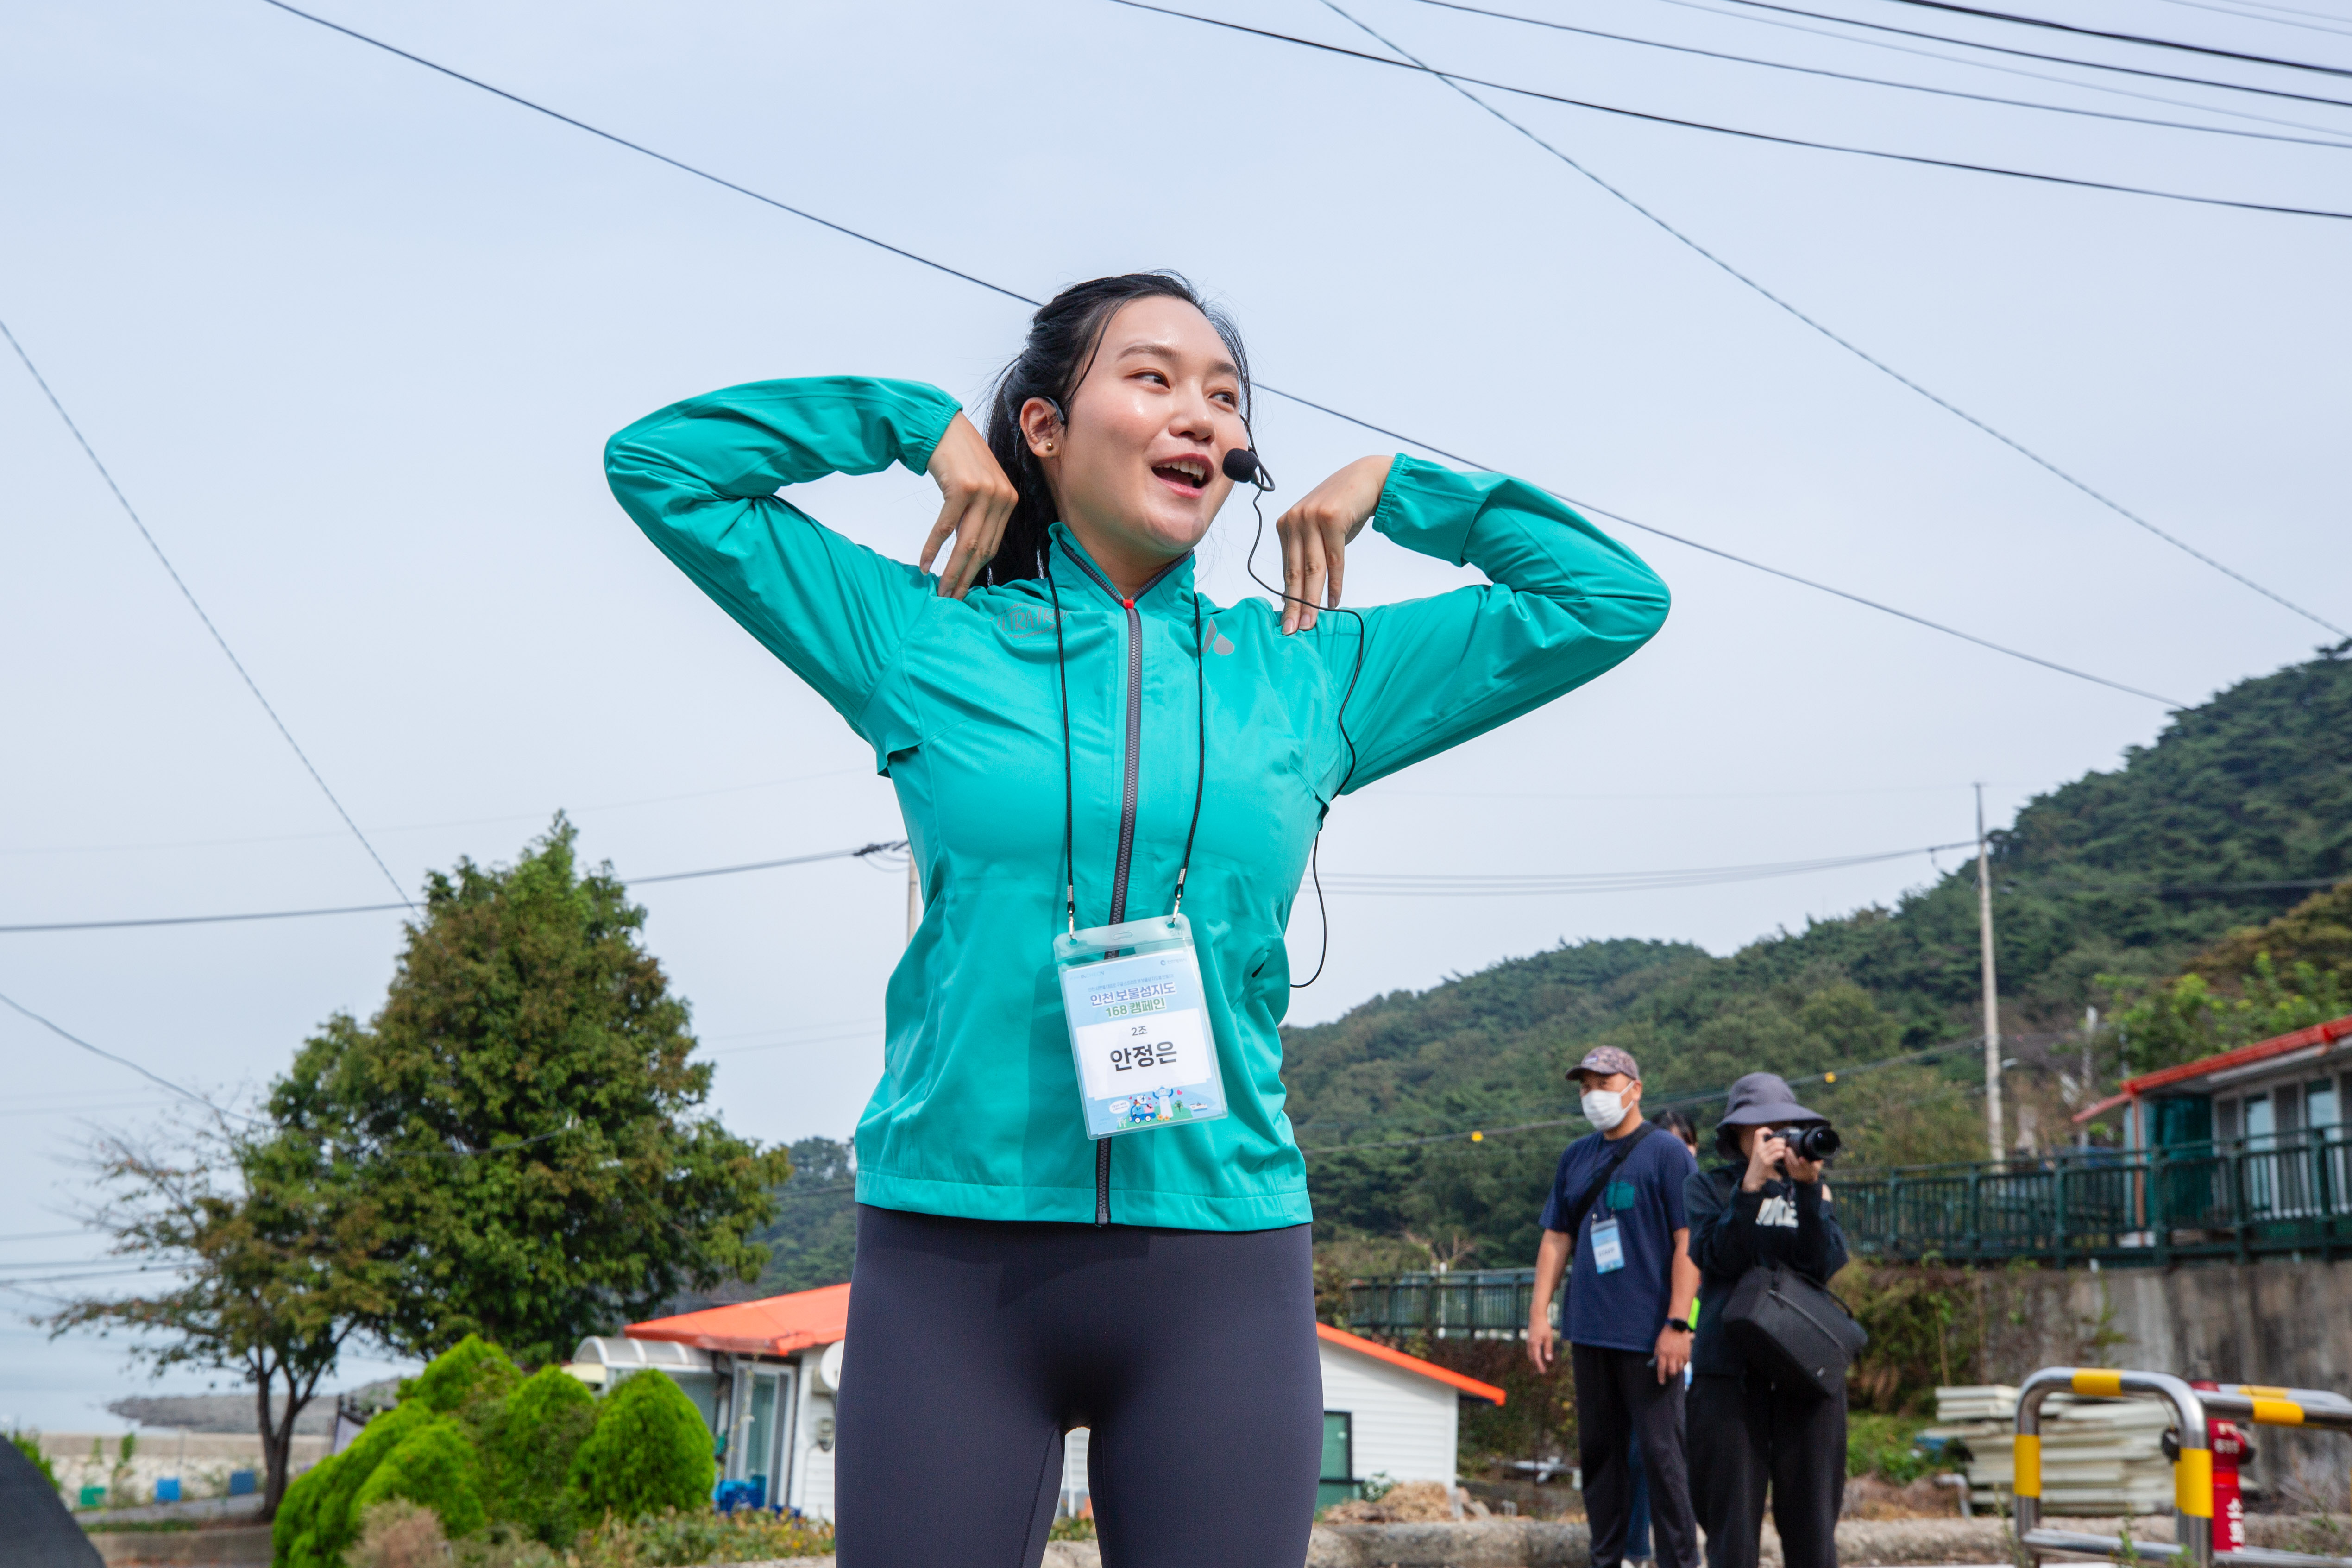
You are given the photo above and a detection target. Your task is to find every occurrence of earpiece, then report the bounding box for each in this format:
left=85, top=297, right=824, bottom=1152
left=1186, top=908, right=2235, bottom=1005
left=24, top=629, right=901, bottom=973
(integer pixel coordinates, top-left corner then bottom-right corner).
left=1222, top=448, right=1274, bottom=491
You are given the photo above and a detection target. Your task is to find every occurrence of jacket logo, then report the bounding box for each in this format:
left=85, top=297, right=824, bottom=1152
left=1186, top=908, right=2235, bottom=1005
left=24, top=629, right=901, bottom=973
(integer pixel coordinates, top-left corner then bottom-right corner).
left=1206, top=617, right=1235, bottom=655
left=1756, top=1196, right=1800, bottom=1228
left=995, top=605, right=1064, bottom=639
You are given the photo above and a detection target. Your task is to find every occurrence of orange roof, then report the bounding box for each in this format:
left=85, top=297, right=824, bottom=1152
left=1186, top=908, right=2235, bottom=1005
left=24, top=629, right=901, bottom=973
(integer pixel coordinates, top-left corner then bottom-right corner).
left=628, top=1283, right=1503, bottom=1404
left=1316, top=1322, right=1507, bottom=1406
left=2072, top=1012, right=2352, bottom=1124
left=627, top=1282, right=849, bottom=1356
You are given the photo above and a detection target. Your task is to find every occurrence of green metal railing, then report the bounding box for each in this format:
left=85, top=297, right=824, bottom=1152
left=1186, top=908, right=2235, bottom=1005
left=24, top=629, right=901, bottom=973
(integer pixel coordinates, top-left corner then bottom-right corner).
left=1337, top=1132, right=2352, bottom=1334
left=1837, top=1129, right=2352, bottom=1266
left=1340, top=1268, right=1549, bottom=1339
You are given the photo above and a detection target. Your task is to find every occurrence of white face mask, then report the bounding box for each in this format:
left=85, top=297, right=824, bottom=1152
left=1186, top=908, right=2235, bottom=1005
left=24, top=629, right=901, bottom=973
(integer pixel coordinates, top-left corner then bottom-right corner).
left=1581, top=1088, right=1630, bottom=1132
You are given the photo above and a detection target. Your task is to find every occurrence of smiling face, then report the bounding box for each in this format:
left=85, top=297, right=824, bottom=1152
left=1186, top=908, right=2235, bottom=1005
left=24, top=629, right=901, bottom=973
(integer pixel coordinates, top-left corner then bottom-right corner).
left=1020, top=295, right=1250, bottom=592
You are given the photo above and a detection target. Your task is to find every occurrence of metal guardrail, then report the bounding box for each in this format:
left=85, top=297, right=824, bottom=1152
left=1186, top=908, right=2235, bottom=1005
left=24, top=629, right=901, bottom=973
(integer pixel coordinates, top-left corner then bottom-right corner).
left=1340, top=1269, right=1548, bottom=1339
left=1838, top=1133, right=2352, bottom=1266
left=2015, top=1366, right=2352, bottom=1568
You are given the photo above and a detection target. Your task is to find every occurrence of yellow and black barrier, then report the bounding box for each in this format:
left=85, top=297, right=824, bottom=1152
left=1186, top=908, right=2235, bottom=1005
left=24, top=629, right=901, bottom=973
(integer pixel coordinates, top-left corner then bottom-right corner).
left=2014, top=1366, right=2352, bottom=1568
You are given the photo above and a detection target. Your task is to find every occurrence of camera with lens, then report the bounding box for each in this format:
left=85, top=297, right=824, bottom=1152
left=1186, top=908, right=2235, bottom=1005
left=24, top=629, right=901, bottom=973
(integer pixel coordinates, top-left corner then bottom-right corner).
left=1767, top=1123, right=1841, bottom=1161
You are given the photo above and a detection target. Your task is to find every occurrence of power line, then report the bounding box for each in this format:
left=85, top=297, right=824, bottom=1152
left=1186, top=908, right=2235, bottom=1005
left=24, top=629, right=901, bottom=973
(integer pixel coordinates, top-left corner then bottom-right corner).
left=0, top=766, right=866, bottom=860
left=2155, top=0, right=2352, bottom=39
left=249, top=0, right=2193, bottom=705
left=1406, top=0, right=2352, bottom=146
left=1321, top=840, right=1976, bottom=895
left=1115, top=1, right=2352, bottom=218
left=0, top=317, right=417, bottom=909
left=1258, top=389, right=2191, bottom=707
left=0, top=839, right=909, bottom=934
left=1615, top=0, right=2352, bottom=136
left=0, top=989, right=257, bottom=1123
left=1300, top=0, right=2351, bottom=640
left=1858, top=0, right=2352, bottom=77
left=1690, top=0, right=2352, bottom=108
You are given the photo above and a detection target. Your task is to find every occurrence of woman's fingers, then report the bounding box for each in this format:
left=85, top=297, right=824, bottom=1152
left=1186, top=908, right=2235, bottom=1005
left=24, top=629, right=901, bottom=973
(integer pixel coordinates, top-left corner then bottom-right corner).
left=918, top=489, right=962, bottom=578
left=923, top=412, right=1016, bottom=599
left=1277, top=506, right=1329, bottom=633
left=937, top=487, right=1009, bottom=599
left=1321, top=514, right=1349, bottom=610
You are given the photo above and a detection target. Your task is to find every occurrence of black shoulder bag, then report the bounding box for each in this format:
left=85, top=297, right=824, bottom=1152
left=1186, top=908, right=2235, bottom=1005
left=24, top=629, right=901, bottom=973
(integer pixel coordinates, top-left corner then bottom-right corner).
left=1561, top=1122, right=1658, bottom=1245
left=1714, top=1171, right=1869, bottom=1399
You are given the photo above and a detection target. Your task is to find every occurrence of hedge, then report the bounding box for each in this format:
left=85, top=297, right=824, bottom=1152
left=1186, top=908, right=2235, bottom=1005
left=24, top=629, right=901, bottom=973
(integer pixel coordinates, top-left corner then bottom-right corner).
left=566, top=1370, right=715, bottom=1522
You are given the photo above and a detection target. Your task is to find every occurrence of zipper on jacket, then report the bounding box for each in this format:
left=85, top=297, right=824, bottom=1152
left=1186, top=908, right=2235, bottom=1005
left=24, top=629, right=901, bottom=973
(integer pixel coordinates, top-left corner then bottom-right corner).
left=1062, top=550, right=1180, bottom=1227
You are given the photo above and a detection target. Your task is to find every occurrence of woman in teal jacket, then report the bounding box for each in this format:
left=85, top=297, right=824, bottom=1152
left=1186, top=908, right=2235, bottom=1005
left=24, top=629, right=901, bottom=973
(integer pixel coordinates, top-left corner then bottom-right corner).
left=608, top=273, right=1667, bottom=1567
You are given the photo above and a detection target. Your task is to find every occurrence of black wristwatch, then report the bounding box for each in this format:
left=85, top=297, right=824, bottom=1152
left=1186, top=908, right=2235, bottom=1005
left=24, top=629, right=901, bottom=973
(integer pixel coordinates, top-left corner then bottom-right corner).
left=1666, top=1317, right=1693, bottom=1334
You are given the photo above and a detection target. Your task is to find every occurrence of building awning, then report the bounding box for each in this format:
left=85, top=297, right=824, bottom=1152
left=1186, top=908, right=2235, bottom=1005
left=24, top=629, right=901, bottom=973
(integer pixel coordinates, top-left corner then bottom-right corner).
left=626, top=1282, right=850, bottom=1357
left=2073, top=1011, right=2352, bottom=1124
left=624, top=1282, right=1504, bottom=1404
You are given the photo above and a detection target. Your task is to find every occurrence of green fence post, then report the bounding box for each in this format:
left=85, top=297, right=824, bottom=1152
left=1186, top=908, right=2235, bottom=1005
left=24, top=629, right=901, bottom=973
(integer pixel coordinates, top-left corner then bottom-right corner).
left=2054, top=1158, right=2069, bottom=1269
left=2152, top=1146, right=2170, bottom=1269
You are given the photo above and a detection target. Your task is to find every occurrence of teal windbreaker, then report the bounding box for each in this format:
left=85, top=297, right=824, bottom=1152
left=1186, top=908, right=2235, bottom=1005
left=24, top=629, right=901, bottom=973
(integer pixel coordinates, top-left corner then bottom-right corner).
left=606, top=377, right=1669, bottom=1230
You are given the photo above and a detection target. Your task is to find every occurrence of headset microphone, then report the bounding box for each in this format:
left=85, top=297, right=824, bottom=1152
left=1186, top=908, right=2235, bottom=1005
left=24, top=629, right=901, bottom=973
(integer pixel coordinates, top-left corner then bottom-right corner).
left=1222, top=448, right=1274, bottom=491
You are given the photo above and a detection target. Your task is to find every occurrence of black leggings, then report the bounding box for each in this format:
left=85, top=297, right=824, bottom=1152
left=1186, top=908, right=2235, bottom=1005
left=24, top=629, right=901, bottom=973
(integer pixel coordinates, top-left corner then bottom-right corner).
left=834, top=1204, right=1322, bottom=1568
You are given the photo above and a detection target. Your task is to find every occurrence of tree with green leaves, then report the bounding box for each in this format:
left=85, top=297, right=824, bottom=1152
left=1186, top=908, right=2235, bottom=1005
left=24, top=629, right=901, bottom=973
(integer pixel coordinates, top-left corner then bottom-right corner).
left=48, top=1116, right=394, bottom=1519
left=268, top=817, right=790, bottom=1367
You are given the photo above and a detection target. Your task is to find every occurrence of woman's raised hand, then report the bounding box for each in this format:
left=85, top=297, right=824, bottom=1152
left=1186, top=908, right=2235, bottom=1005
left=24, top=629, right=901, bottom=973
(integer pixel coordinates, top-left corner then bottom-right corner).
left=922, top=412, right=1018, bottom=599
left=1276, top=456, right=1393, bottom=634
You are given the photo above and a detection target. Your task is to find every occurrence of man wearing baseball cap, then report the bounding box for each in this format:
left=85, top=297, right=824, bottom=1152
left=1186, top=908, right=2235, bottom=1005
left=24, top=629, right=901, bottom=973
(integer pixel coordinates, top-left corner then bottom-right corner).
left=1527, top=1047, right=1700, bottom=1568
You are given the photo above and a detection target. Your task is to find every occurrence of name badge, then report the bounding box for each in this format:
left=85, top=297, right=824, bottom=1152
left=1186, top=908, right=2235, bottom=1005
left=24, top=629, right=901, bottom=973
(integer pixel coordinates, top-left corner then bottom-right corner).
left=1054, top=913, right=1230, bottom=1139
left=1590, top=1216, right=1626, bottom=1273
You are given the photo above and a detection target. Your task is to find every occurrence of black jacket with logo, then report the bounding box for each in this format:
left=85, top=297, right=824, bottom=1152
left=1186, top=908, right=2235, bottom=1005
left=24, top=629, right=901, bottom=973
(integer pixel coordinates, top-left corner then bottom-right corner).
left=1683, top=1161, right=1850, bottom=1378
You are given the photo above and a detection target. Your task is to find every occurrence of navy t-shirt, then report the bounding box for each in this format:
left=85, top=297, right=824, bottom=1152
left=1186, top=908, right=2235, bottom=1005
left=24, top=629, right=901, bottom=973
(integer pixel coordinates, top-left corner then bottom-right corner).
left=1538, top=1124, right=1698, bottom=1353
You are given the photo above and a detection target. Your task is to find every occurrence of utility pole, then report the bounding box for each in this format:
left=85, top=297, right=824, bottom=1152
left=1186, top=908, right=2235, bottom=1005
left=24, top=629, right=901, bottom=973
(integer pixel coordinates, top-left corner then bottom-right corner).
left=2079, top=1005, right=2098, bottom=1149
left=1977, top=784, right=2005, bottom=1163
left=905, top=854, right=921, bottom=945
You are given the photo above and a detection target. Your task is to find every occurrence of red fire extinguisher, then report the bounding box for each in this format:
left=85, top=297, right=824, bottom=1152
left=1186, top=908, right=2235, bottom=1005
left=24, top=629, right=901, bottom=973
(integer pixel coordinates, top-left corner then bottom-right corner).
left=2191, top=1380, right=2256, bottom=1553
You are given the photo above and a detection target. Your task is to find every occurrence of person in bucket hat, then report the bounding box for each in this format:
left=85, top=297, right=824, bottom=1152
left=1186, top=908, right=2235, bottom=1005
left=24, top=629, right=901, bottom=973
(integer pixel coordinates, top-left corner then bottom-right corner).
left=1682, top=1073, right=1850, bottom=1568
left=1526, top=1045, right=1701, bottom=1568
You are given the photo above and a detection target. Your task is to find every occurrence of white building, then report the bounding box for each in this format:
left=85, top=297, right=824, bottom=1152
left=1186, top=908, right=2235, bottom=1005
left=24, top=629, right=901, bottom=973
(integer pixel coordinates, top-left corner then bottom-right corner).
left=588, top=1287, right=1503, bottom=1521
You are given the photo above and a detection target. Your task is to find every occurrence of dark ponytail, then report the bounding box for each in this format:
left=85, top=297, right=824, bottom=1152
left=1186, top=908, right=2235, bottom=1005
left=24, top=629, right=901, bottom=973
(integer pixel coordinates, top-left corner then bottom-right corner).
left=981, top=271, right=1251, bottom=585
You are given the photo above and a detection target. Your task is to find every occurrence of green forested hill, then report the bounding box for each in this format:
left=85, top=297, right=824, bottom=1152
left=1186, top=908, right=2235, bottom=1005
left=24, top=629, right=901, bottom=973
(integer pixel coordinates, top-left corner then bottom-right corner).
left=740, top=649, right=2352, bottom=1291
left=1286, top=645, right=2352, bottom=1272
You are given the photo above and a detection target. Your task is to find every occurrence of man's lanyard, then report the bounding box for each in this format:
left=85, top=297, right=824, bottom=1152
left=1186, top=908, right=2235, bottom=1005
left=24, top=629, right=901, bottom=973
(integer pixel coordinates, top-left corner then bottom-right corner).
left=1046, top=539, right=1208, bottom=929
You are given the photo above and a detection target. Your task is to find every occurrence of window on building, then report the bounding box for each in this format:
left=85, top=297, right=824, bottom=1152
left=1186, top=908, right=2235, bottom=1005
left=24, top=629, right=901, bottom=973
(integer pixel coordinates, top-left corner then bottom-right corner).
left=2307, top=1080, right=2339, bottom=1132
left=1317, top=1411, right=1357, bottom=1510
left=2278, top=1083, right=2303, bottom=1133
left=2217, top=1098, right=2240, bottom=1142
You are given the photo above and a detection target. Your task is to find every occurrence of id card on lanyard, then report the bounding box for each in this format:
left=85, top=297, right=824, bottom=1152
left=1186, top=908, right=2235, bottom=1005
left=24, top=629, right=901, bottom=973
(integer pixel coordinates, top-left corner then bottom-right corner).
left=1054, top=913, right=1229, bottom=1138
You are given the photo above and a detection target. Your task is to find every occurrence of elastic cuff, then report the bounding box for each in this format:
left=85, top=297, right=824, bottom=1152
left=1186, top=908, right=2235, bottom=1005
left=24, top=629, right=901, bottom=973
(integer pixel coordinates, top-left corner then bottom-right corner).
left=899, top=391, right=962, bottom=476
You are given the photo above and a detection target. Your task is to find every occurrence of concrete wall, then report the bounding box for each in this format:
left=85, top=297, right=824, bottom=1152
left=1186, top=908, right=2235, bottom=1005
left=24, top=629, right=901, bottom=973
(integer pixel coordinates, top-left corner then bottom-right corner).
left=37, top=1432, right=330, bottom=1505
left=1967, top=1259, right=2352, bottom=1504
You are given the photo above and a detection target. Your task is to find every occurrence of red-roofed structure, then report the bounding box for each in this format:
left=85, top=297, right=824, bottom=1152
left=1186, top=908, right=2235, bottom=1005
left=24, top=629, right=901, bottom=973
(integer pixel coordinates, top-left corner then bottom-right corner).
left=626, top=1282, right=849, bottom=1357
left=2074, top=1012, right=2352, bottom=1128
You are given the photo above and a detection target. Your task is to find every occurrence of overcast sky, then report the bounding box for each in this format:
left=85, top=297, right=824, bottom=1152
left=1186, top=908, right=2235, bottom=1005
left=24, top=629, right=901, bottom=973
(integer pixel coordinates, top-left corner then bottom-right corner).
left=4, top=0, right=2346, bottom=1428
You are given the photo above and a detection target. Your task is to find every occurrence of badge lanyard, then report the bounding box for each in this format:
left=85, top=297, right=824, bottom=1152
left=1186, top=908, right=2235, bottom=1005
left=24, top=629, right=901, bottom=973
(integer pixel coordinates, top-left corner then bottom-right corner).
left=1045, top=543, right=1229, bottom=1140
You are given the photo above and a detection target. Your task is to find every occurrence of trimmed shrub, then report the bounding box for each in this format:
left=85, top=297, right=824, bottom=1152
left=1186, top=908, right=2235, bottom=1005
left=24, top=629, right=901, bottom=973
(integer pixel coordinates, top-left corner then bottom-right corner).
left=275, top=1400, right=438, bottom=1568
left=403, top=1334, right=521, bottom=1416
left=566, top=1371, right=715, bottom=1523
left=482, top=1366, right=598, bottom=1545
left=352, top=1417, right=485, bottom=1541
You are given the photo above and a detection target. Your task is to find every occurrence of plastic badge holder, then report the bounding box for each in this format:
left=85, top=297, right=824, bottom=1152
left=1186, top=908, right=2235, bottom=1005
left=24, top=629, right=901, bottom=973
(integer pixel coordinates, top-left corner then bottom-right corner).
left=1054, top=912, right=1230, bottom=1139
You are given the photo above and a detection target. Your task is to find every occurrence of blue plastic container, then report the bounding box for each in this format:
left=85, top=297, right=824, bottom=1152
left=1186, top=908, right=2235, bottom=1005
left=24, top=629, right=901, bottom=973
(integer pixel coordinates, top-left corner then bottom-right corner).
left=227, top=1470, right=257, bottom=1497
